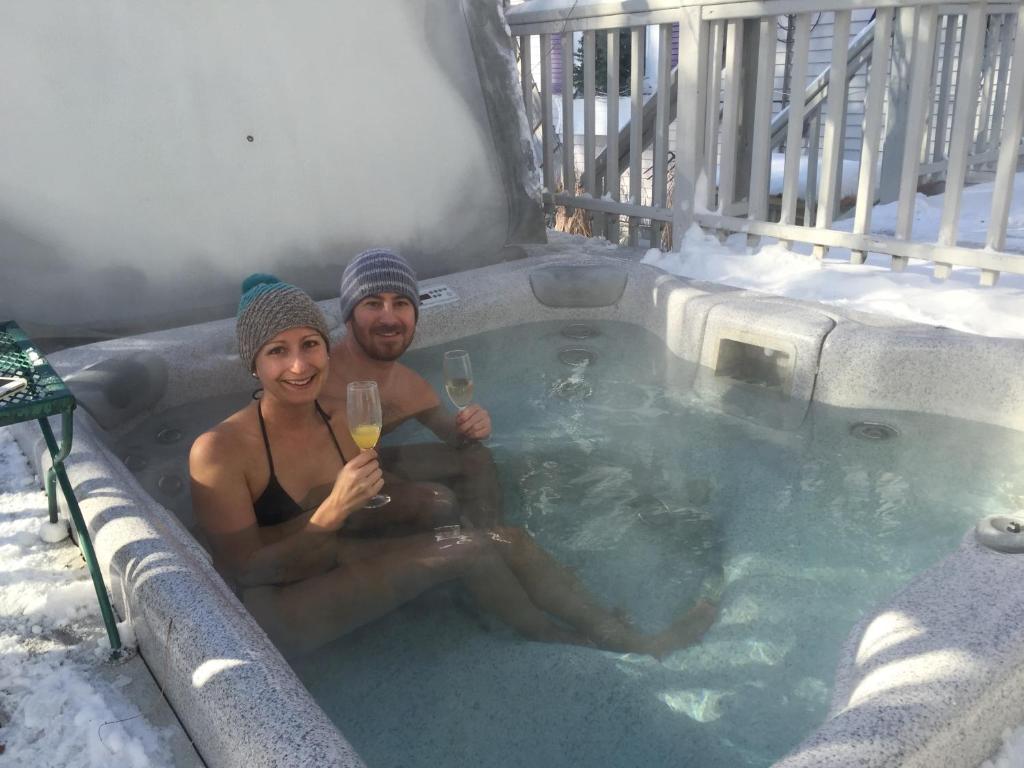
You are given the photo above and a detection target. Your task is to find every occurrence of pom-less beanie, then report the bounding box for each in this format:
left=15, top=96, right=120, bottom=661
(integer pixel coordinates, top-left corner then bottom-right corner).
left=338, top=248, right=420, bottom=323
left=236, top=273, right=331, bottom=371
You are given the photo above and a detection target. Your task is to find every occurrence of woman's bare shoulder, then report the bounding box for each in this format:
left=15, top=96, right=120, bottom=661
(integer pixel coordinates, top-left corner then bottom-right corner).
left=190, top=403, right=258, bottom=469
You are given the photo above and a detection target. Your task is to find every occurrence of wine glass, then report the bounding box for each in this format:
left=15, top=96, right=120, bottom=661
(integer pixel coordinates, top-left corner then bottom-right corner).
left=443, top=350, right=474, bottom=410
left=346, top=380, right=390, bottom=508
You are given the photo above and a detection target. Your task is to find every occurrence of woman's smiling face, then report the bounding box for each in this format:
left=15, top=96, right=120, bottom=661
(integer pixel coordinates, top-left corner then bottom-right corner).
left=254, top=326, right=329, bottom=403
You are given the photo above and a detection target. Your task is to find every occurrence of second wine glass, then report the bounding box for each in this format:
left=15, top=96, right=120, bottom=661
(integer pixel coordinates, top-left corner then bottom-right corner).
left=443, top=350, right=474, bottom=410
left=346, top=380, right=391, bottom=508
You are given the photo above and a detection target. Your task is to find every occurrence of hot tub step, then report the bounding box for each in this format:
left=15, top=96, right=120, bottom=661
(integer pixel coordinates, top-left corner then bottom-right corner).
left=694, top=300, right=835, bottom=430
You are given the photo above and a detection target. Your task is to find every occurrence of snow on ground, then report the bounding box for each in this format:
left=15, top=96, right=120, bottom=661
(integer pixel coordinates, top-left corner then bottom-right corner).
left=642, top=172, right=1024, bottom=340
left=0, top=432, right=176, bottom=768
left=984, top=729, right=1024, bottom=768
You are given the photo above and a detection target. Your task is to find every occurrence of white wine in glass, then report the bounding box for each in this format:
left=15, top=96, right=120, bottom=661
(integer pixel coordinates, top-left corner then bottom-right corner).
left=346, top=380, right=390, bottom=508
left=443, top=350, right=474, bottom=410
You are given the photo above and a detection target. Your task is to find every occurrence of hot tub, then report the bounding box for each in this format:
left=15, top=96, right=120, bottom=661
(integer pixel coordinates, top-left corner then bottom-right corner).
left=12, top=237, right=1024, bottom=768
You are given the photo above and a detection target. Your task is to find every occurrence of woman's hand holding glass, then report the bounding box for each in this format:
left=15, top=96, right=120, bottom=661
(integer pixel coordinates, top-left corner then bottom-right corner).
left=346, top=381, right=391, bottom=508
left=320, top=450, right=384, bottom=527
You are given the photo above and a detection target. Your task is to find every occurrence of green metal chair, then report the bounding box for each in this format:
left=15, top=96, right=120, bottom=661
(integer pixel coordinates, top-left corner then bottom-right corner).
left=0, top=320, right=121, bottom=652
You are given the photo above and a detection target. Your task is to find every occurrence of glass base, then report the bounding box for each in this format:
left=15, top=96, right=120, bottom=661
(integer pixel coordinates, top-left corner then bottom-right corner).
left=363, top=493, right=391, bottom=509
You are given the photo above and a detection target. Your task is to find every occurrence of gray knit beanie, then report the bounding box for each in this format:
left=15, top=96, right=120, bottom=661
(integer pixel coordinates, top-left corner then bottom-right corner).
left=338, top=248, right=420, bottom=323
left=236, top=273, right=331, bottom=371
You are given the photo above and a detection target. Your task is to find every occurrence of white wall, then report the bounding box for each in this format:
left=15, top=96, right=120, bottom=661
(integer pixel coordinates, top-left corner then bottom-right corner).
left=0, top=0, right=520, bottom=339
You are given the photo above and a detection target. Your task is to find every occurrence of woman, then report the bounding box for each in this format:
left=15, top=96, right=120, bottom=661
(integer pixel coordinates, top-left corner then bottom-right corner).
left=190, top=274, right=715, bottom=656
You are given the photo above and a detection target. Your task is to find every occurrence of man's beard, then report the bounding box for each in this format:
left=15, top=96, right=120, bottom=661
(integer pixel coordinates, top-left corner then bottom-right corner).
left=353, top=322, right=413, bottom=361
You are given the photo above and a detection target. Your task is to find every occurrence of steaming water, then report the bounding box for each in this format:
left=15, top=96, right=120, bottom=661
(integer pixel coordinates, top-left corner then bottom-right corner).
left=112, top=320, right=1024, bottom=767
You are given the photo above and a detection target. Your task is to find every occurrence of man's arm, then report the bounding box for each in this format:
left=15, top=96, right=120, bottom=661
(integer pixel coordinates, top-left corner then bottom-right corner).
left=388, top=364, right=492, bottom=444
left=413, top=394, right=492, bottom=446
left=415, top=402, right=460, bottom=445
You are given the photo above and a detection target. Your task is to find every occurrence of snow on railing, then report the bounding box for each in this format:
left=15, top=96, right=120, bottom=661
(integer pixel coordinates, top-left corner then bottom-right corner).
left=507, top=0, right=1024, bottom=286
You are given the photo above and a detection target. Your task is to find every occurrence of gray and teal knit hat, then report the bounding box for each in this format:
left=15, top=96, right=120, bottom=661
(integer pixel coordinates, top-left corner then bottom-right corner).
left=236, top=273, right=331, bottom=371
left=338, top=248, right=420, bottom=323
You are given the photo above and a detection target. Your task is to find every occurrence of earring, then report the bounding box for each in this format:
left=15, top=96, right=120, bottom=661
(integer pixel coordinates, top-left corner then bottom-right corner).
left=251, top=371, right=258, bottom=378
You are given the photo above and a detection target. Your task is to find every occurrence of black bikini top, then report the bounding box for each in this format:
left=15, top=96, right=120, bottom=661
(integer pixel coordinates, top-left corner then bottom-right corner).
left=252, top=400, right=345, bottom=527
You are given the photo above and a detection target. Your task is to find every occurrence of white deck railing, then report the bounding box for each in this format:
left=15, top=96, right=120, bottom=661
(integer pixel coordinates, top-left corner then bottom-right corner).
left=508, top=0, right=1024, bottom=286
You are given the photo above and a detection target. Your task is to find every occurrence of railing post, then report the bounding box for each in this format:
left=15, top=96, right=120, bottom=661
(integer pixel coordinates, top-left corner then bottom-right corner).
left=540, top=33, right=555, bottom=198
left=892, top=6, right=939, bottom=271
left=651, top=23, right=673, bottom=248
left=583, top=30, right=599, bottom=234
left=718, top=21, right=744, bottom=217
left=520, top=36, right=534, bottom=131
left=852, top=8, right=895, bottom=263
left=780, top=12, right=811, bottom=243
left=936, top=4, right=987, bottom=278
left=986, top=14, right=1015, bottom=170
left=606, top=29, right=621, bottom=243
left=984, top=7, right=1024, bottom=286
left=672, top=6, right=708, bottom=250
left=734, top=19, right=761, bottom=211
left=629, top=26, right=644, bottom=244
left=747, top=15, right=777, bottom=246
left=561, top=31, right=576, bottom=200
left=805, top=113, right=821, bottom=226
left=931, top=14, right=958, bottom=181
left=879, top=7, right=917, bottom=203
left=705, top=20, right=725, bottom=212
left=813, top=10, right=852, bottom=259
left=974, top=14, right=1001, bottom=160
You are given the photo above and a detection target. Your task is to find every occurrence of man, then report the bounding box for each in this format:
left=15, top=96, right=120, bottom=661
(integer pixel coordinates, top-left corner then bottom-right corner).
left=321, top=248, right=503, bottom=527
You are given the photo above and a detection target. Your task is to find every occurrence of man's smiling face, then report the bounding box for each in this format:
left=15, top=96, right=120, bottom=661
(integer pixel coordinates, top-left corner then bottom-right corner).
left=348, top=291, right=417, bottom=361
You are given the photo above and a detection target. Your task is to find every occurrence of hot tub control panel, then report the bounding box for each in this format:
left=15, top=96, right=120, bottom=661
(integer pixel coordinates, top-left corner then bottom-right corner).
left=419, top=284, right=459, bottom=310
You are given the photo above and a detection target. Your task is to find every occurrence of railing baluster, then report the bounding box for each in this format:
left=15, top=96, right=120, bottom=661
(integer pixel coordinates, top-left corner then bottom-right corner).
left=606, top=29, right=620, bottom=243
left=879, top=8, right=917, bottom=204
left=541, top=33, right=555, bottom=199
left=673, top=7, right=709, bottom=248
left=805, top=113, right=821, bottom=227
left=922, top=18, right=942, bottom=166
left=987, top=14, right=1014, bottom=170
left=747, top=15, right=777, bottom=246
left=974, top=14, right=1000, bottom=160
left=584, top=30, right=599, bottom=234
left=520, top=35, right=534, bottom=132
left=651, top=24, right=672, bottom=248
left=932, top=15, right=958, bottom=181
left=935, top=4, right=987, bottom=279
left=813, top=10, right=852, bottom=260
left=893, top=6, right=938, bottom=271
left=719, top=20, right=744, bottom=217
left=851, top=8, right=895, bottom=264
left=561, top=31, right=576, bottom=202
left=704, top=20, right=725, bottom=212
left=629, top=26, right=644, bottom=244
left=780, top=12, right=811, bottom=243
left=985, top=8, right=1024, bottom=286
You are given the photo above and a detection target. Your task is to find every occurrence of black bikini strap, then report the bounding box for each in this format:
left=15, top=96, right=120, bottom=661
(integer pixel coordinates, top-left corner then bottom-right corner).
left=315, top=400, right=346, bottom=461
left=256, top=400, right=277, bottom=475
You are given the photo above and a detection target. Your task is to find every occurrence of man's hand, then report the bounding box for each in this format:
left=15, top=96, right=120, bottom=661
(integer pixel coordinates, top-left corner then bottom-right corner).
left=455, top=404, right=491, bottom=441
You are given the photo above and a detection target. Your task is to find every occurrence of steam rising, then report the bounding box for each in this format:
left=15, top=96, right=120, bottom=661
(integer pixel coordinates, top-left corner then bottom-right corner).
left=0, top=0, right=522, bottom=339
